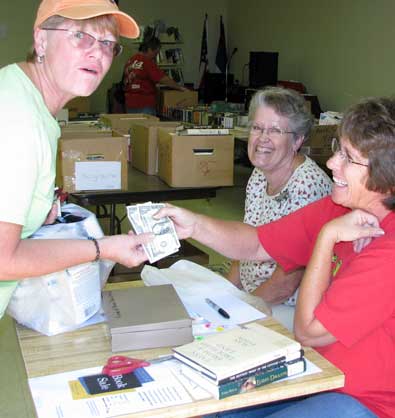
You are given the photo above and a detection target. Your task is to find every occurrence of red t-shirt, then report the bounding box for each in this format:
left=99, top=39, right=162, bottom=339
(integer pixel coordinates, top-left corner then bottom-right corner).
left=258, top=196, right=395, bottom=418
left=123, top=53, right=165, bottom=109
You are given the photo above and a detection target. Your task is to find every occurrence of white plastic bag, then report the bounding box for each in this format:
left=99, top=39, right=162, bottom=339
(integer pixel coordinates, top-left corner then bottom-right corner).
left=7, top=203, right=114, bottom=335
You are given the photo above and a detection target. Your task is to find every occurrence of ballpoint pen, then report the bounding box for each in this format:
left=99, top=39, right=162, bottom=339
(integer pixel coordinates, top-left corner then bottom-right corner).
left=205, top=298, right=230, bottom=319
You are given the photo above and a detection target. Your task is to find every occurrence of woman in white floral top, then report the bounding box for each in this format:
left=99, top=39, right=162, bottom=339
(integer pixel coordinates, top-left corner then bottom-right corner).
left=227, top=87, right=332, bottom=329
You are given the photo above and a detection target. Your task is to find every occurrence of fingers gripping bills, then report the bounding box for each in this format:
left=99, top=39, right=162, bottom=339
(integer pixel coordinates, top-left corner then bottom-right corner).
left=127, top=203, right=180, bottom=263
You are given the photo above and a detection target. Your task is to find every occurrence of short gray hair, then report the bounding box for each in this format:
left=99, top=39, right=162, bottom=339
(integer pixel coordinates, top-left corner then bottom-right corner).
left=248, top=87, right=313, bottom=142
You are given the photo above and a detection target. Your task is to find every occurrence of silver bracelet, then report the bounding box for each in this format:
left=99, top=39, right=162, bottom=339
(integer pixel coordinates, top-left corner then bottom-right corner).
left=87, top=236, right=100, bottom=262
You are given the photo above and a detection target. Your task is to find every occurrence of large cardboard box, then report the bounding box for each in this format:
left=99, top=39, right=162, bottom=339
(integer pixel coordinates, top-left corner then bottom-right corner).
left=157, top=89, right=198, bottom=114
left=158, top=131, right=234, bottom=187
left=56, top=133, right=128, bottom=193
left=61, top=124, right=112, bottom=138
left=131, top=121, right=181, bottom=175
left=303, top=124, right=338, bottom=166
left=100, top=113, right=159, bottom=131
left=66, top=97, right=90, bottom=119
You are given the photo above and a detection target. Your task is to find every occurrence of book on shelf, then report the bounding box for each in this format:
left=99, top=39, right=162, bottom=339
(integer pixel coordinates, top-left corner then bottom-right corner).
left=103, top=284, right=193, bottom=352
left=172, top=322, right=301, bottom=383
left=180, top=357, right=306, bottom=400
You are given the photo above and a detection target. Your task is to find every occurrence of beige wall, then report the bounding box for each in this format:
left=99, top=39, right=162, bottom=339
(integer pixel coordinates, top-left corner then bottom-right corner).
left=1, top=1, right=395, bottom=113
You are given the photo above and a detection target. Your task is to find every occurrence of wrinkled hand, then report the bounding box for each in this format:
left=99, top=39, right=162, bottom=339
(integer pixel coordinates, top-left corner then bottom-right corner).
left=100, top=232, right=153, bottom=268
left=153, top=204, right=197, bottom=240
left=325, top=209, right=384, bottom=252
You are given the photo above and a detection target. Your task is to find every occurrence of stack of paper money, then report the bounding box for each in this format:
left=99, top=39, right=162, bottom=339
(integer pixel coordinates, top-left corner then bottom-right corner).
left=127, top=202, right=180, bottom=263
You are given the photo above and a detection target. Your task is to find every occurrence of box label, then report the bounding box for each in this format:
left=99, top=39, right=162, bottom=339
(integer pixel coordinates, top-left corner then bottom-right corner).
left=75, top=161, right=121, bottom=190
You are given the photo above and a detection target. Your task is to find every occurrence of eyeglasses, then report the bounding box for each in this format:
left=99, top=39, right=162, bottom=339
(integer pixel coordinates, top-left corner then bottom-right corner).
left=331, top=137, right=369, bottom=167
left=250, top=124, right=296, bottom=139
left=41, top=28, right=123, bottom=57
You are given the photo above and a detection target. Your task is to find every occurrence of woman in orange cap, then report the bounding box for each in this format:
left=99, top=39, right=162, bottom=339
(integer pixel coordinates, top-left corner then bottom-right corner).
left=0, top=0, right=152, bottom=317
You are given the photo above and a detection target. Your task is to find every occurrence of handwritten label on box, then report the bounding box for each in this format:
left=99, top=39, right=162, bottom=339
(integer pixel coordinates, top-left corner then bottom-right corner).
left=75, top=161, right=121, bottom=191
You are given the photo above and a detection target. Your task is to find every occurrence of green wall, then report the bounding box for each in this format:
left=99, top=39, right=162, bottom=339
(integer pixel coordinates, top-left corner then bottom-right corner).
left=1, top=1, right=394, bottom=113
left=0, top=1, right=227, bottom=113
left=228, top=0, right=395, bottom=112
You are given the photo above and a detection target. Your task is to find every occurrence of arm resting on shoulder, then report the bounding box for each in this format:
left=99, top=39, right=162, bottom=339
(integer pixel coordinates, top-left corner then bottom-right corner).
left=252, top=265, right=304, bottom=305
left=294, top=227, right=337, bottom=347
left=294, top=210, right=385, bottom=347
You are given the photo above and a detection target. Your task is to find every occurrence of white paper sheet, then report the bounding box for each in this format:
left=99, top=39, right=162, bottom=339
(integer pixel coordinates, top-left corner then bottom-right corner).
left=184, top=293, right=265, bottom=327
left=75, top=161, right=121, bottom=191
left=141, top=260, right=267, bottom=336
left=29, top=360, right=200, bottom=418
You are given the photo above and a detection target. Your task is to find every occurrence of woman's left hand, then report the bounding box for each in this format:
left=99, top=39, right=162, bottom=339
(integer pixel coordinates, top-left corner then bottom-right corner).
left=324, top=209, right=384, bottom=250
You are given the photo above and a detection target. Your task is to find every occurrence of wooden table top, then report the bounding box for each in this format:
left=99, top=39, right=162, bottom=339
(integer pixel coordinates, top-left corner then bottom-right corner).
left=16, top=281, right=344, bottom=418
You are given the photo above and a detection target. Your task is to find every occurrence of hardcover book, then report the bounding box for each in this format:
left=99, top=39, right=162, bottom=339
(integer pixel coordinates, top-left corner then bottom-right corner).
left=180, top=357, right=306, bottom=400
left=103, top=284, right=193, bottom=352
left=173, top=322, right=301, bottom=383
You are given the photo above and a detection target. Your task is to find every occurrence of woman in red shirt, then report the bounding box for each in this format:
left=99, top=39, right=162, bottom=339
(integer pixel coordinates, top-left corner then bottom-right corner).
left=156, top=96, right=395, bottom=418
left=123, top=37, right=186, bottom=115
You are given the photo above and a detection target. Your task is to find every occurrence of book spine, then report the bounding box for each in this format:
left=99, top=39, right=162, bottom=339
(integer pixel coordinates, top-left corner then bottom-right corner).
left=218, top=359, right=306, bottom=400
left=218, top=350, right=304, bottom=385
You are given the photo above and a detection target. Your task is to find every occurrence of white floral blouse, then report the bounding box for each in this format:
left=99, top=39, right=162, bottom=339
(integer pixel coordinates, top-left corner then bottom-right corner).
left=240, top=156, right=332, bottom=306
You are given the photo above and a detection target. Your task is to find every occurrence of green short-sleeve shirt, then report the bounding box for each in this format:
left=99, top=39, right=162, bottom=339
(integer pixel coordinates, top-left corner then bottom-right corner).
left=0, top=64, right=60, bottom=315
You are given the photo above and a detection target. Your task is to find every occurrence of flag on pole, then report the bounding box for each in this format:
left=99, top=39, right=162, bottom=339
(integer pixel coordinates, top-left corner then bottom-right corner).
left=215, top=15, right=227, bottom=73
left=199, top=13, right=209, bottom=89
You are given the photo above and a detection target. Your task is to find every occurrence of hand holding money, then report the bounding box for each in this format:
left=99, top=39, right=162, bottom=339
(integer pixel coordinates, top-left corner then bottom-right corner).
left=127, top=202, right=180, bottom=263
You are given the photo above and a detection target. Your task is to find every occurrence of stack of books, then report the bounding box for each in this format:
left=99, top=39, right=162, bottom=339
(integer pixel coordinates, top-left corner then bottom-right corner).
left=173, top=322, right=306, bottom=399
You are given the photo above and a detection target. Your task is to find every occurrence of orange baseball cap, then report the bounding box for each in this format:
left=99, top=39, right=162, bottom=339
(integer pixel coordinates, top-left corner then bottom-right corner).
left=34, top=0, right=140, bottom=39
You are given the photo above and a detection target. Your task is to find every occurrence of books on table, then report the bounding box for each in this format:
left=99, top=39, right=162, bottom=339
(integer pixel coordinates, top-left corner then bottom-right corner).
left=173, top=322, right=302, bottom=384
left=180, top=357, right=306, bottom=400
left=103, top=284, right=193, bottom=352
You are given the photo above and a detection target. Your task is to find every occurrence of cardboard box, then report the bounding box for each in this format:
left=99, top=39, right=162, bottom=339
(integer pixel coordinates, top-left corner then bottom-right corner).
left=303, top=124, right=339, bottom=166
left=61, top=125, right=112, bottom=138
left=158, top=131, right=234, bottom=187
left=56, top=133, right=128, bottom=193
left=157, top=89, right=198, bottom=114
left=66, top=97, right=90, bottom=119
left=131, top=121, right=181, bottom=175
left=112, top=129, right=132, bottom=162
left=100, top=113, right=159, bottom=131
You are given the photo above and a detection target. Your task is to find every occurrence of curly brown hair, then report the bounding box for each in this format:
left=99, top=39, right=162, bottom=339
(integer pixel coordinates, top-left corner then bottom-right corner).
left=340, top=96, right=395, bottom=210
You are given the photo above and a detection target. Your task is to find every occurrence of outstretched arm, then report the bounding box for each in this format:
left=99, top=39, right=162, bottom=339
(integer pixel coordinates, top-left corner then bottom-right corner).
left=155, top=204, right=271, bottom=262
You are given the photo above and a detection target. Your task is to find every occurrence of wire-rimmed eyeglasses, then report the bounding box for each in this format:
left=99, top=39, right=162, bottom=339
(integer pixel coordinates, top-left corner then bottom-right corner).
left=249, top=124, right=296, bottom=140
left=41, top=28, right=123, bottom=57
left=331, top=137, right=368, bottom=167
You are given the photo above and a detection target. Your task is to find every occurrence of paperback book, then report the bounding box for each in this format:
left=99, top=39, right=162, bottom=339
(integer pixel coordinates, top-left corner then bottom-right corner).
left=172, top=322, right=301, bottom=383
left=180, top=357, right=306, bottom=400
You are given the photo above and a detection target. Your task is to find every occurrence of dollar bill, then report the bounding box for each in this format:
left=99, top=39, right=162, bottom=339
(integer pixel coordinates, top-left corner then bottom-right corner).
left=126, top=202, right=180, bottom=263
